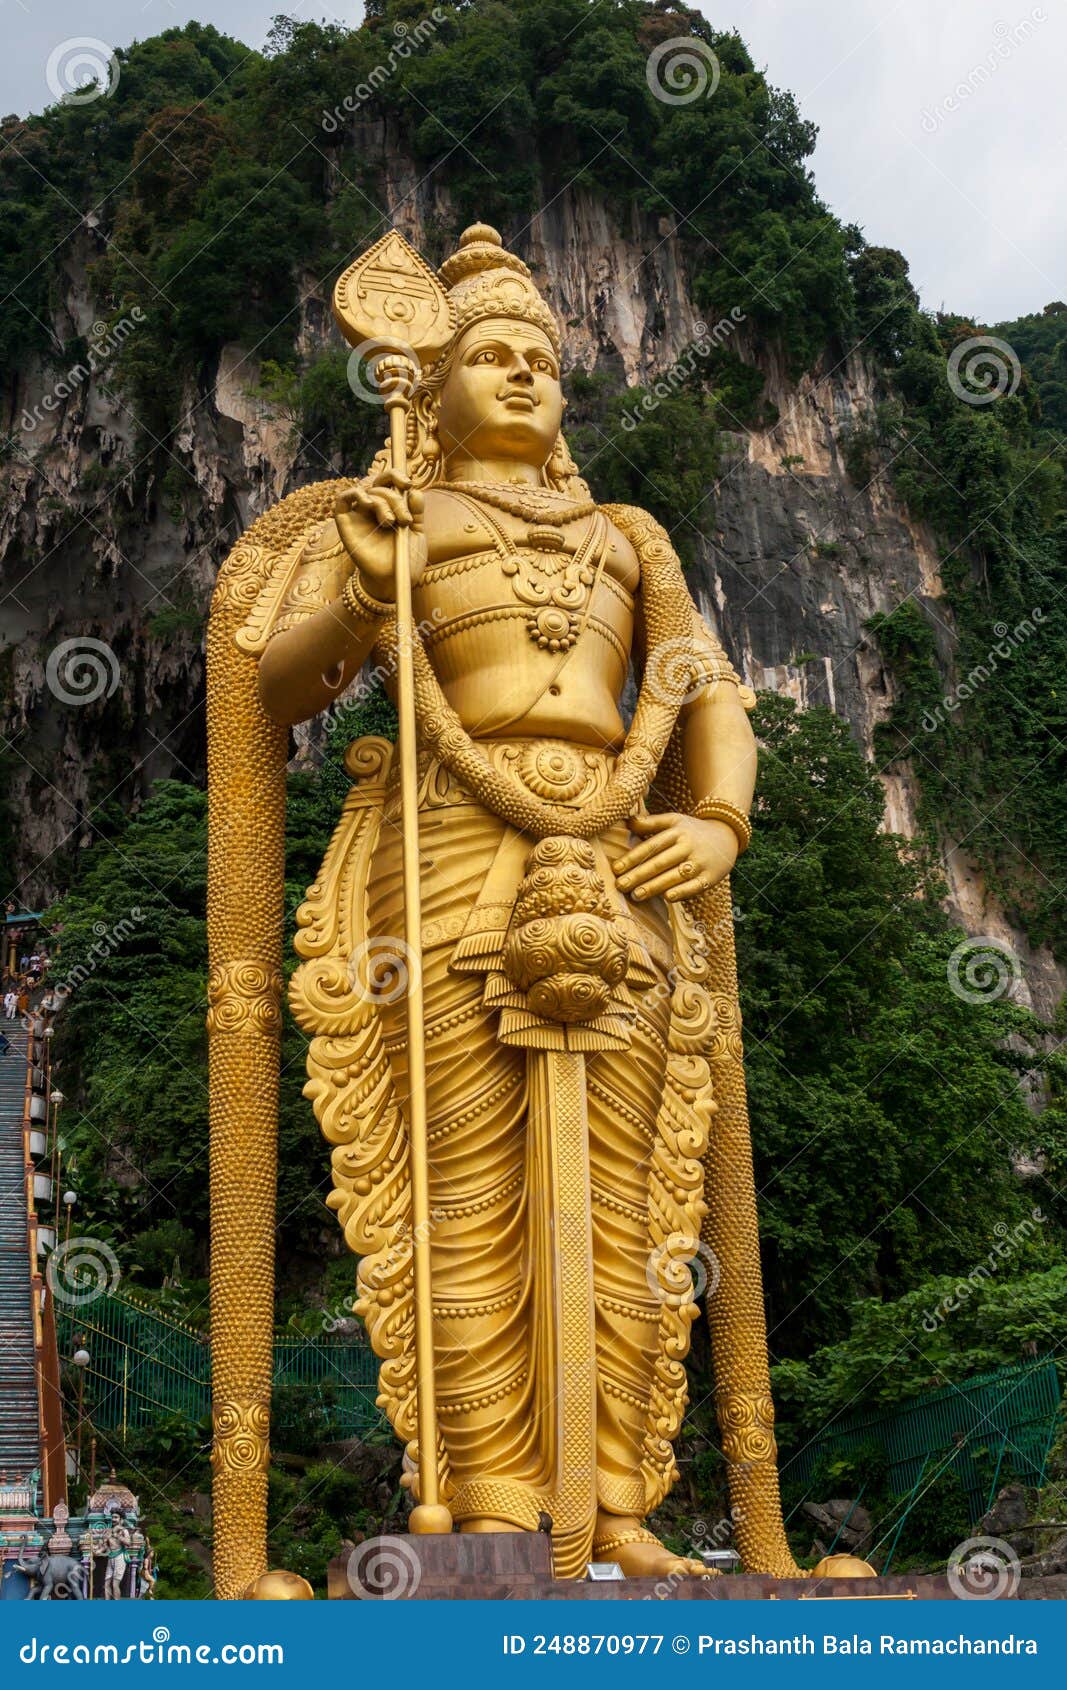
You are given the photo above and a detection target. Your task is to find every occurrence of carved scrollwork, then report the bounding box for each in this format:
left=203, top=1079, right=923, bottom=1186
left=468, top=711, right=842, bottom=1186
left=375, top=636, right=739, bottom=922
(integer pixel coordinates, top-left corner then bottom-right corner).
left=668, top=981, right=717, bottom=1051
left=290, top=956, right=369, bottom=1037
left=669, top=897, right=712, bottom=983
left=343, top=735, right=394, bottom=785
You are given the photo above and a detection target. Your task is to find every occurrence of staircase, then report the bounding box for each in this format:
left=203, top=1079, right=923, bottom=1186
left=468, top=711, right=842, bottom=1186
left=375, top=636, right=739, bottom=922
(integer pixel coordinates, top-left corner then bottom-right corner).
left=0, top=1021, right=40, bottom=1484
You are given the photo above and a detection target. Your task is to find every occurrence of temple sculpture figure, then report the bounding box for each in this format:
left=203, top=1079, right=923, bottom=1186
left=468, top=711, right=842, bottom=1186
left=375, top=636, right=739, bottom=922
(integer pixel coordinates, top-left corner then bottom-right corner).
left=205, top=224, right=808, bottom=1596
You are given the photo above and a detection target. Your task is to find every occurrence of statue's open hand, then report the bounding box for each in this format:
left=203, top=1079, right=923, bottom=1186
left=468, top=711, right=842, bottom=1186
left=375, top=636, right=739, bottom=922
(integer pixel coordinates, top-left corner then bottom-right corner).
left=613, top=812, right=739, bottom=903
left=334, top=469, right=427, bottom=602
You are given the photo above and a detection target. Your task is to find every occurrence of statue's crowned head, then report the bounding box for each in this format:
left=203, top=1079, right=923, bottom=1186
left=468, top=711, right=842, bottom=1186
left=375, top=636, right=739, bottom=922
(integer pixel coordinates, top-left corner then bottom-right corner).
left=404, top=224, right=586, bottom=494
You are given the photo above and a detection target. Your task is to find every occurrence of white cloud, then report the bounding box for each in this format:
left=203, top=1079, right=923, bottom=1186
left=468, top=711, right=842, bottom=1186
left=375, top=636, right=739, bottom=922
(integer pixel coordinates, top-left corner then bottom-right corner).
left=701, top=0, right=1066, bottom=321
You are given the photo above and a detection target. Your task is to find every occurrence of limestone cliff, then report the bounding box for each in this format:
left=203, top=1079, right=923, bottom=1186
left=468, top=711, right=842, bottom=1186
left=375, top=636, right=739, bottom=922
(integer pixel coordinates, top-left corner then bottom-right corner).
left=1, top=166, right=1059, bottom=1011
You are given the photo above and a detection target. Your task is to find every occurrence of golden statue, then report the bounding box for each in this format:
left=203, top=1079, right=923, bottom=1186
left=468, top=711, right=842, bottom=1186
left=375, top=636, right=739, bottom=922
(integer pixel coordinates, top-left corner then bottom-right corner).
left=205, top=224, right=808, bottom=1597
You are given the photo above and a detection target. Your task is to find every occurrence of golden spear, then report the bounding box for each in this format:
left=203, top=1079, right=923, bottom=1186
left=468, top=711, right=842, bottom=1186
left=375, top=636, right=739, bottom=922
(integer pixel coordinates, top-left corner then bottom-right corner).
left=332, top=231, right=454, bottom=1534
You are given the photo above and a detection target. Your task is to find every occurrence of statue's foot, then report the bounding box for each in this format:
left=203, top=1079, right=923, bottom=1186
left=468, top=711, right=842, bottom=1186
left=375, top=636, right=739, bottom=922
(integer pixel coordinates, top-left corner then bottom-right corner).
left=593, top=1517, right=717, bottom=1580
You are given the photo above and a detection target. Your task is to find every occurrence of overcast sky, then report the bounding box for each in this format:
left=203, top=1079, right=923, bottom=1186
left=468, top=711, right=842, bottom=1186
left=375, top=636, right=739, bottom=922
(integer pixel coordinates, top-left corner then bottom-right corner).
left=4, top=1, right=1063, bottom=324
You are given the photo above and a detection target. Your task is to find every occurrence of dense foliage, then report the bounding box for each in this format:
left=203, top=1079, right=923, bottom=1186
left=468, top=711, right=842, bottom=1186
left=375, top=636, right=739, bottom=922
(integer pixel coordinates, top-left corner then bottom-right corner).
left=736, top=696, right=1054, bottom=1358
left=0, top=3, right=848, bottom=444
left=996, top=300, right=1067, bottom=436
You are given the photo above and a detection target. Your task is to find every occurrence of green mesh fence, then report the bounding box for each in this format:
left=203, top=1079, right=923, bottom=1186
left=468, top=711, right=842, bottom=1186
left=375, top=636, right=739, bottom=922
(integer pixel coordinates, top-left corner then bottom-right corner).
left=57, top=1292, right=381, bottom=1443
left=786, top=1358, right=1062, bottom=1521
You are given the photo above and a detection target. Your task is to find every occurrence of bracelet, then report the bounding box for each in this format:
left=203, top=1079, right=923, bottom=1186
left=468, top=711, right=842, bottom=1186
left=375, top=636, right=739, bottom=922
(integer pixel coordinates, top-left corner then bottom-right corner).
left=692, top=796, right=752, bottom=854
left=341, top=569, right=394, bottom=622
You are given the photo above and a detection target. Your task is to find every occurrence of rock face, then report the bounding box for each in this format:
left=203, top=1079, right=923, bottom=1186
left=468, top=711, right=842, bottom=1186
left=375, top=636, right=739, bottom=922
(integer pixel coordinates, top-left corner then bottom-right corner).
left=802, top=1497, right=875, bottom=1562
left=0, top=161, right=1061, bottom=1009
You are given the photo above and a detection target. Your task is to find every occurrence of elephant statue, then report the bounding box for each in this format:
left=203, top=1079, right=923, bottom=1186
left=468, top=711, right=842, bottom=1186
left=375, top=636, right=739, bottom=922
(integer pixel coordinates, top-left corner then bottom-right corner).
left=17, top=1548, right=87, bottom=1600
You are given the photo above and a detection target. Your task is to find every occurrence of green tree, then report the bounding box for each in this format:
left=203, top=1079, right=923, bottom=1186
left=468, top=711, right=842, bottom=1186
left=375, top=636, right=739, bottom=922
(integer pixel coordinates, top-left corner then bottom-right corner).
left=738, top=696, right=1050, bottom=1352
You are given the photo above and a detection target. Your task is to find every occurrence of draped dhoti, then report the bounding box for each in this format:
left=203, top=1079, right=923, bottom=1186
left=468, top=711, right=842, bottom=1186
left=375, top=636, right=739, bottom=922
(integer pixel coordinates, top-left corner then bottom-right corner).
left=293, top=740, right=714, bottom=1578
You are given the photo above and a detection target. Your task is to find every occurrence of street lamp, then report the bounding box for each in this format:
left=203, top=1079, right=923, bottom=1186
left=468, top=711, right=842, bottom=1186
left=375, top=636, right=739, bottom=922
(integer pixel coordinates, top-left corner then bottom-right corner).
left=63, top=1191, right=77, bottom=1249
left=48, top=1096, right=64, bottom=1213
left=71, top=1345, right=90, bottom=1484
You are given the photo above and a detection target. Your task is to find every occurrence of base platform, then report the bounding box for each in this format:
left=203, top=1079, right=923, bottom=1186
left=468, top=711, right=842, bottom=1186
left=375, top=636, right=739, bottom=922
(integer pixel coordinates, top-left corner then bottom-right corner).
left=328, top=1533, right=962, bottom=1600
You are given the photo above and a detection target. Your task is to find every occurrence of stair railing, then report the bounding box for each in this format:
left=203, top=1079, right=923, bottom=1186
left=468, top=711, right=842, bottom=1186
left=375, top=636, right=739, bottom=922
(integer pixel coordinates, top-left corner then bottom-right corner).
left=21, top=1009, right=66, bottom=1511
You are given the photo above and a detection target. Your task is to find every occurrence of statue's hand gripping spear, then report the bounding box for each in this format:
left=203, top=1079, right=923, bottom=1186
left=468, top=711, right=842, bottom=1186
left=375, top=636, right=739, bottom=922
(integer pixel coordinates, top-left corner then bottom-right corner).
left=333, top=232, right=455, bottom=1535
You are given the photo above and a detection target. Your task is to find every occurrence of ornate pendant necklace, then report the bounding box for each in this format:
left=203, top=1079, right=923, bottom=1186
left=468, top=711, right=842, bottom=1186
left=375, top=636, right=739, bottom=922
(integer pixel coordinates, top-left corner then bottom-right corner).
left=440, top=479, right=596, bottom=526
left=504, top=512, right=606, bottom=653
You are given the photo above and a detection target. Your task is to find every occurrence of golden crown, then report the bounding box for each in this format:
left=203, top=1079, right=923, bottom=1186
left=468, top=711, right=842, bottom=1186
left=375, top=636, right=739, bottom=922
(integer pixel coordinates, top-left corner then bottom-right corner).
left=436, top=223, right=561, bottom=356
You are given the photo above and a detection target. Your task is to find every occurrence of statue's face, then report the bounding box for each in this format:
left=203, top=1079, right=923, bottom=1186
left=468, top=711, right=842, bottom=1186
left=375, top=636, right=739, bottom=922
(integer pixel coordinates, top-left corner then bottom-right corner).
left=437, top=318, right=562, bottom=468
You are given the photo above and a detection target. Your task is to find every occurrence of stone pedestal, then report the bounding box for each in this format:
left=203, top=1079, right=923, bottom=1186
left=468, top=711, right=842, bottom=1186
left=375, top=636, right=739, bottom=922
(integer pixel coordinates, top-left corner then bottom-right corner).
left=328, top=1533, right=962, bottom=1600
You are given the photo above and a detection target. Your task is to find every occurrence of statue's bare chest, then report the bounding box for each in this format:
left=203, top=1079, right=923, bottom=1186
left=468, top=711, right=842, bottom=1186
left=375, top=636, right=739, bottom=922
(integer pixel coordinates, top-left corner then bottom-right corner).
left=416, top=489, right=636, bottom=654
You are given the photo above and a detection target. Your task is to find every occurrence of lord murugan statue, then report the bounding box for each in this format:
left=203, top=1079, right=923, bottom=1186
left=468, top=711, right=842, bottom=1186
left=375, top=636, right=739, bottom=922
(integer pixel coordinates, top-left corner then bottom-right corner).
left=205, top=224, right=804, bottom=1597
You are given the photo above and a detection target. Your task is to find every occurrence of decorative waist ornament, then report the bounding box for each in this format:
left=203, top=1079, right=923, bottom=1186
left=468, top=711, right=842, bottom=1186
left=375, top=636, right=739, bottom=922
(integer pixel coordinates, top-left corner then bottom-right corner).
left=204, top=220, right=860, bottom=1596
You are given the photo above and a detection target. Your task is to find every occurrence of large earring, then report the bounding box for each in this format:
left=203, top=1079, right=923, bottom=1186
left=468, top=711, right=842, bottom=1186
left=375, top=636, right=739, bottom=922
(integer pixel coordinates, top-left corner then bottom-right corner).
left=415, top=399, right=441, bottom=474
left=545, top=433, right=571, bottom=488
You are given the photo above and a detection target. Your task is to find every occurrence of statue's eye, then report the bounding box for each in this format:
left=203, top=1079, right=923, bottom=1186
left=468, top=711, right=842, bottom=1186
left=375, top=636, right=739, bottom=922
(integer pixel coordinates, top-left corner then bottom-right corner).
left=474, top=349, right=498, bottom=364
